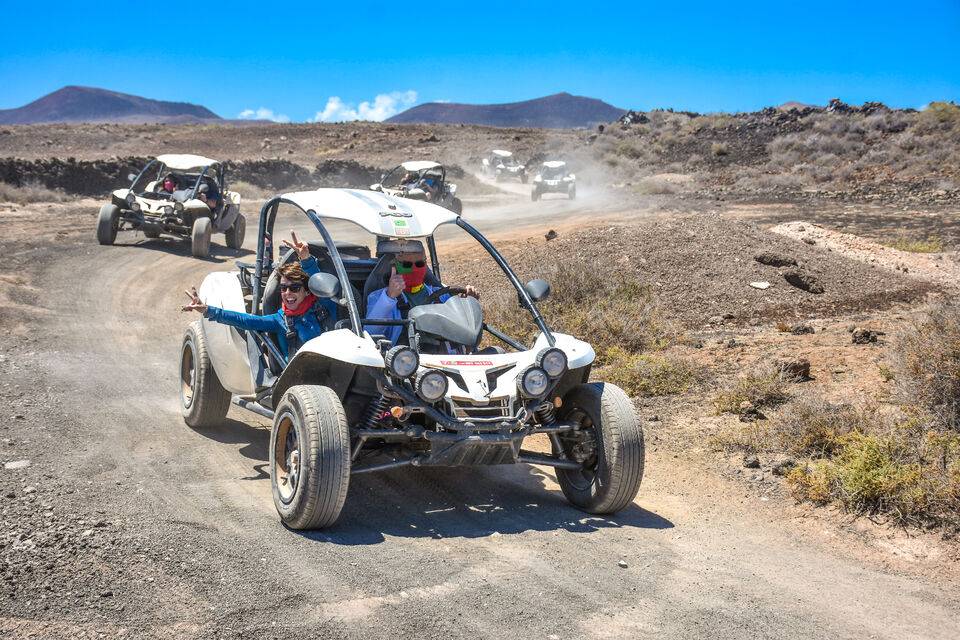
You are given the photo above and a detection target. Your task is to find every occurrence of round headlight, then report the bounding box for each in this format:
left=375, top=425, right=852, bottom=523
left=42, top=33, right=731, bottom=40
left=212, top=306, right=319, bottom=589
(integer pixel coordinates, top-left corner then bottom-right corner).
left=174, top=201, right=184, bottom=213
left=162, top=205, right=173, bottom=215
left=384, top=345, right=419, bottom=378
left=130, top=201, right=141, bottom=212
left=125, top=193, right=135, bottom=205
left=537, top=348, right=568, bottom=378
left=519, top=365, right=549, bottom=398
left=415, top=369, right=448, bottom=402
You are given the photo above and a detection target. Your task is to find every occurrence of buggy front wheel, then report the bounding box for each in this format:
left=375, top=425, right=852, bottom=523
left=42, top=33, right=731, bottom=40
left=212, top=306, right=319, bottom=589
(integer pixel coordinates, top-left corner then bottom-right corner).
left=554, top=382, right=644, bottom=514
left=96, top=204, right=120, bottom=245
left=271, top=385, right=350, bottom=529
left=180, top=320, right=231, bottom=428
left=191, top=216, right=212, bottom=258
left=225, top=212, right=246, bottom=250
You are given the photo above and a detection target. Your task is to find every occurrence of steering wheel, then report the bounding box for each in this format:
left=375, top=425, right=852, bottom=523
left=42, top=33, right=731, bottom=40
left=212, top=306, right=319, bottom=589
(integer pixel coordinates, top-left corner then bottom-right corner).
left=425, top=286, right=468, bottom=304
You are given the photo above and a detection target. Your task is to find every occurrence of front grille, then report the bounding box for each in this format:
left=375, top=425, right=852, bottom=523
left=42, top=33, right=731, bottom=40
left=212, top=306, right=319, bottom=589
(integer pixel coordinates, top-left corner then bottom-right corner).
left=450, top=396, right=511, bottom=420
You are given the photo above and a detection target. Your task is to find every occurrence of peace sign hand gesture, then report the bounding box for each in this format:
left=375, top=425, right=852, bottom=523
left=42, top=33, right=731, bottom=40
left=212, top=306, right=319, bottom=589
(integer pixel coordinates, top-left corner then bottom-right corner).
left=182, top=286, right=208, bottom=314
left=281, top=230, right=310, bottom=261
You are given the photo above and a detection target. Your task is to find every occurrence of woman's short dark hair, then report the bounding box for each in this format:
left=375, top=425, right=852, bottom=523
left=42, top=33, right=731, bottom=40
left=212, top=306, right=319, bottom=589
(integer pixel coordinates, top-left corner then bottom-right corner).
left=278, top=263, right=309, bottom=284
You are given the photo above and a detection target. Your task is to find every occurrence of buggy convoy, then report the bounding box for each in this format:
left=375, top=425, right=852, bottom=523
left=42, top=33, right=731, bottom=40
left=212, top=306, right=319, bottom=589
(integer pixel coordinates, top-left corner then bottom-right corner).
left=97, top=154, right=245, bottom=258
left=180, top=188, right=644, bottom=529
left=482, top=149, right=527, bottom=183
left=369, top=160, right=463, bottom=213
left=532, top=161, right=576, bottom=201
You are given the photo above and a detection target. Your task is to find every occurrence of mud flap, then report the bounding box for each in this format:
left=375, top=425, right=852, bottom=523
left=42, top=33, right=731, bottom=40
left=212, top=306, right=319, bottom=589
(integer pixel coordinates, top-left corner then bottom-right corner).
left=216, top=204, right=240, bottom=233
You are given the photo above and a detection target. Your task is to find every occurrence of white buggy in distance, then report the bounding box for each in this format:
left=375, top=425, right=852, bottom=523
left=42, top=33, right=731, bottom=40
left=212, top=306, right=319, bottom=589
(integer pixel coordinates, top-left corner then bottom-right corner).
left=96, top=154, right=245, bottom=258
left=482, top=149, right=527, bottom=183
left=532, top=161, right=576, bottom=201
left=180, top=188, right=644, bottom=529
left=369, top=160, right=463, bottom=214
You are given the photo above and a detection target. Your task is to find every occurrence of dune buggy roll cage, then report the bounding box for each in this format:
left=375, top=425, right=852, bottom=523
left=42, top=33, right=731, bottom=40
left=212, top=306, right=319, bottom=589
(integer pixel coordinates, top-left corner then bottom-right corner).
left=129, top=159, right=225, bottom=196
left=250, top=196, right=555, bottom=367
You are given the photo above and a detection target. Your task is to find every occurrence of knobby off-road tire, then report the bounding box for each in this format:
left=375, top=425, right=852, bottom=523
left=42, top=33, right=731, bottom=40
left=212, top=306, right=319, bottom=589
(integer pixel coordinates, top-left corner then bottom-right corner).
left=180, top=320, right=231, bottom=428
left=520, top=173, right=528, bottom=184
left=225, top=212, right=246, bottom=250
left=451, top=198, right=463, bottom=215
left=96, top=204, right=120, bottom=245
left=568, top=185, right=577, bottom=201
left=531, top=189, right=541, bottom=202
left=191, top=216, right=212, bottom=258
left=271, top=385, right=350, bottom=529
left=556, top=382, right=644, bottom=514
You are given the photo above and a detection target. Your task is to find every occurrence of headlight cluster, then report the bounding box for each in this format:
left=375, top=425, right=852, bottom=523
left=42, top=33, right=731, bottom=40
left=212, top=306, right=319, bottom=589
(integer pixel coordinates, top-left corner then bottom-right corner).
left=130, top=201, right=141, bottom=212
left=162, top=205, right=174, bottom=215
left=174, top=201, right=184, bottom=213
left=518, top=348, right=568, bottom=399
left=125, top=193, right=135, bottom=206
left=385, top=346, right=449, bottom=403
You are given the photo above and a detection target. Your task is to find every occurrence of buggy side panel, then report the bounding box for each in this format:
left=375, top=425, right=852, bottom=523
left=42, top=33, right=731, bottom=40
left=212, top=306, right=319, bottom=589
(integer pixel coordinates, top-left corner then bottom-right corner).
left=199, top=271, right=256, bottom=395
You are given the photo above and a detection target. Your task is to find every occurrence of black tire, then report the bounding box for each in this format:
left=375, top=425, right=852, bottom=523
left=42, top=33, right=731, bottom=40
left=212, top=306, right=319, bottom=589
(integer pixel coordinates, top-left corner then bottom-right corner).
left=531, top=189, right=540, bottom=202
left=225, top=212, right=246, bottom=250
left=451, top=197, right=463, bottom=215
left=180, top=320, right=231, bottom=428
left=96, top=204, right=120, bottom=245
left=554, top=382, right=644, bottom=514
left=569, top=185, right=577, bottom=200
left=271, top=385, right=350, bottom=529
left=191, top=216, right=212, bottom=258
left=143, top=229, right=161, bottom=239
left=520, top=173, right=528, bottom=184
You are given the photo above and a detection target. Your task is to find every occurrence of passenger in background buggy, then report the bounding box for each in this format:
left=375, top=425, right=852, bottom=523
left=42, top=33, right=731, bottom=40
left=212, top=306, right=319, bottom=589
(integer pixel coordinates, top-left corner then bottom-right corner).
left=182, top=232, right=336, bottom=358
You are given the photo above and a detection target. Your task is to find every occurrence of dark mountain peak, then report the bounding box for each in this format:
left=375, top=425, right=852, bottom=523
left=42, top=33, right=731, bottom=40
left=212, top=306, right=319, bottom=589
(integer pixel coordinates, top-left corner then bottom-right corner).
left=0, top=86, right=221, bottom=125
left=386, top=93, right=626, bottom=128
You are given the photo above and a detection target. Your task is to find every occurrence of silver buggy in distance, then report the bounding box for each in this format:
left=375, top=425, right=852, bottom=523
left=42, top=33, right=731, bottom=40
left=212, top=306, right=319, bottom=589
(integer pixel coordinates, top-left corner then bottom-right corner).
left=369, top=160, right=463, bottom=214
left=532, top=161, right=576, bottom=201
left=180, top=188, right=644, bottom=529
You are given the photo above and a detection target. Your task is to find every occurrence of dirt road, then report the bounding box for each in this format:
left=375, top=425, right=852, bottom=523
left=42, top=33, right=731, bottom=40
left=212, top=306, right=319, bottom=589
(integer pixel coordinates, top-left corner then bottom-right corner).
left=1, top=186, right=958, bottom=639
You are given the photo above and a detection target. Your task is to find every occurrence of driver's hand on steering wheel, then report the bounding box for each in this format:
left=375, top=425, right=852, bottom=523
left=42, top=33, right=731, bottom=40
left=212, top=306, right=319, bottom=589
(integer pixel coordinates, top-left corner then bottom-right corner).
left=461, top=285, right=480, bottom=299
left=387, top=266, right=405, bottom=299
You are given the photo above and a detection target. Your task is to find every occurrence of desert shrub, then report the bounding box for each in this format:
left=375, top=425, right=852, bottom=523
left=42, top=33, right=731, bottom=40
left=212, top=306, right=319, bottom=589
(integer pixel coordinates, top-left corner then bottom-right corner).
left=600, top=348, right=700, bottom=397
left=892, top=303, right=960, bottom=430
left=229, top=180, right=274, bottom=200
left=921, top=101, right=960, bottom=126
left=636, top=176, right=678, bottom=195
left=883, top=235, right=944, bottom=253
left=711, top=142, right=729, bottom=157
left=713, top=364, right=790, bottom=414
left=482, top=262, right=681, bottom=360
left=770, top=396, right=867, bottom=457
left=0, top=181, right=72, bottom=204
left=615, top=140, right=647, bottom=160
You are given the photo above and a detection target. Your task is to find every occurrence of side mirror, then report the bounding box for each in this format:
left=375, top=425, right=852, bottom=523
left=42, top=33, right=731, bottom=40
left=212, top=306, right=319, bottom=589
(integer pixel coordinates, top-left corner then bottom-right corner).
left=523, top=279, right=551, bottom=302
left=370, top=183, right=382, bottom=191
left=127, top=173, right=137, bottom=182
left=307, top=272, right=341, bottom=299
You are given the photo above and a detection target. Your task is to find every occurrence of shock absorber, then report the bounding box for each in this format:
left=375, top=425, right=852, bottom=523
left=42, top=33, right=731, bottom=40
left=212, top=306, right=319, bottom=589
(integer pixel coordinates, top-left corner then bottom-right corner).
left=535, top=400, right=558, bottom=426
left=362, top=394, right=390, bottom=429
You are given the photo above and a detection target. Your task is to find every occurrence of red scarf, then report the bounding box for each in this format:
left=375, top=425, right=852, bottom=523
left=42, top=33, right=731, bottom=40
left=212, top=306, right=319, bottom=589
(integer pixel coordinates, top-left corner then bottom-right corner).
left=282, top=293, right=317, bottom=317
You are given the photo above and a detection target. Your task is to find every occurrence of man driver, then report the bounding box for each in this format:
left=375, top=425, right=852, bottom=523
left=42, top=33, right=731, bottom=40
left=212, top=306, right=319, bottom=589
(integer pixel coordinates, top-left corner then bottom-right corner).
left=365, top=242, right=477, bottom=346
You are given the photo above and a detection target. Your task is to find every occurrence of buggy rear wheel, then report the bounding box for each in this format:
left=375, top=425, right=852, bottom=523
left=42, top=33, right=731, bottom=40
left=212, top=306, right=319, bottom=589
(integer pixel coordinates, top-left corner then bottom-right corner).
left=191, top=216, right=212, bottom=258
left=451, top=197, right=463, bottom=215
left=271, top=385, right=350, bottom=530
left=520, top=173, right=528, bottom=184
left=568, top=185, right=577, bottom=200
left=554, top=382, right=644, bottom=514
left=531, top=188, right=540, bottom=201
left=225, top=212, right=246, bottom=250
left=96, top=204, right=120, bottom=245
left=180, top=320, right=231, bottom=428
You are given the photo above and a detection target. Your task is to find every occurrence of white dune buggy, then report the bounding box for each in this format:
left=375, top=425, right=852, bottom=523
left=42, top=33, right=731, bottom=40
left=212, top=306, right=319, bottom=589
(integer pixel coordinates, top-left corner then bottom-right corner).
left=369, top=160, right=462, bottom=214
left=482, top=149, right=527, bottom=183
left=180, top=188, right=644, bottom=529
left=532, top=161, right=576, bottom=201
left=97, top=154, right=245, bottom=258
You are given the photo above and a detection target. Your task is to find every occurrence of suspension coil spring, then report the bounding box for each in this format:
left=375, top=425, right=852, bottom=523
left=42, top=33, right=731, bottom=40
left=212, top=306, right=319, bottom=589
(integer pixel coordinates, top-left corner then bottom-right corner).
left=363, top=394, right=390, bottom=429
left=535, top=401, right=558, bottom=425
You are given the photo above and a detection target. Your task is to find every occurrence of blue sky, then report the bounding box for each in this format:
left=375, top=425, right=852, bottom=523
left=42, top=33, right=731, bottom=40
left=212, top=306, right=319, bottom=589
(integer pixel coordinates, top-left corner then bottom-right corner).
left=1, top=0, right=957, bottom=121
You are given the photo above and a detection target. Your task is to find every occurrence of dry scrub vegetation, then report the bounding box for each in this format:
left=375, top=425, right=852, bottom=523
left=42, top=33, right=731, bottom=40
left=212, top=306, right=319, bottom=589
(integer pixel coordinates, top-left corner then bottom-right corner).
left=0, top=180, right=71, bottom=204
left=715, top=304, right=960, bottom=529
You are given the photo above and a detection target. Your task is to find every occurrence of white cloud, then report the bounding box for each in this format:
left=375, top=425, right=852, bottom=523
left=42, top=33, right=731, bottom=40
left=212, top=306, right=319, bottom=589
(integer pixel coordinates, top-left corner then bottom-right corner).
left=238, top=107, right=290, bottom=123
left=311, top=90, right=417, bottom=123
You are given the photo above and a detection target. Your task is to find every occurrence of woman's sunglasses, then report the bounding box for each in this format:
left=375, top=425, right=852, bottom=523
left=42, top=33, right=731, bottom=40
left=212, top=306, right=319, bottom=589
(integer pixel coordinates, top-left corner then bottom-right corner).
left=279, top=283, right=304, bottom=292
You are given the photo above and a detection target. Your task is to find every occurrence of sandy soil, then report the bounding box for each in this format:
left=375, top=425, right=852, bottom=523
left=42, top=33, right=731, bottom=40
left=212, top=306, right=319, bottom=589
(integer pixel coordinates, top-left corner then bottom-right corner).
left=1, top=181, right=958, bottom=639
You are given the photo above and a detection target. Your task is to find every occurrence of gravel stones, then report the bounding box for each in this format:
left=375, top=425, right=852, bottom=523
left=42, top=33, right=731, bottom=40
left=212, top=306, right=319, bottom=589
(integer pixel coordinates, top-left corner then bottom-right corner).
left=852, top=327, right=882, bottom=344
left=754, top=251, right=798, bottom=268
left=743, top=454, right=761, bottom=469
left=777, top=358, right=811, bottom=381
left=3, top=459, right=31, bottom=470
